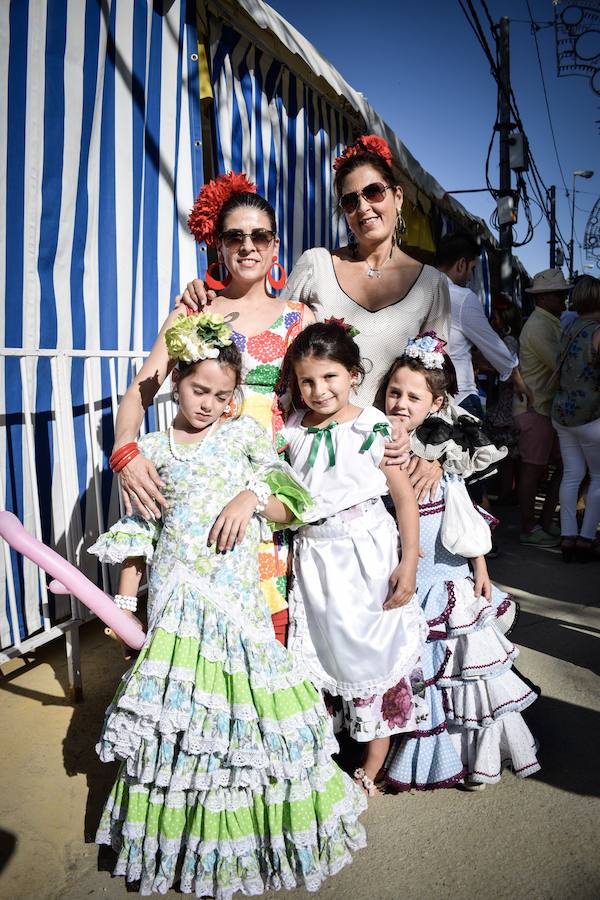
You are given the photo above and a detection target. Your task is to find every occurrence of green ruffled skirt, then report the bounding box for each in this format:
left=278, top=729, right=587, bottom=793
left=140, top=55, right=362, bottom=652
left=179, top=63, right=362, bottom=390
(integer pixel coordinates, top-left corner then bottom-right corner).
left=96, top=569, right=366, bottom=897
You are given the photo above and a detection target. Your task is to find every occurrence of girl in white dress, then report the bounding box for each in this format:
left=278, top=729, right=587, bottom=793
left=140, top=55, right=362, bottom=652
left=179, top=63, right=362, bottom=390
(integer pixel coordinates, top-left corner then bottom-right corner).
left=283, top=321, right=428, bottom=797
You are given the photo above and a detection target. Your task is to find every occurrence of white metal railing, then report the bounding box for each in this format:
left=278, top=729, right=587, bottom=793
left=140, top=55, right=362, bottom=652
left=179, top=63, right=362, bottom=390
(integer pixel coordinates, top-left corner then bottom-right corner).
left=0, top=348, right=174, bottom=698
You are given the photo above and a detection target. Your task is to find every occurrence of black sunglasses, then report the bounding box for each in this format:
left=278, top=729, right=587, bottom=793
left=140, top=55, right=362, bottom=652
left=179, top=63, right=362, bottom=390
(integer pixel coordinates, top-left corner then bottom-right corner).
left=219, top=228, right=275, bottom=250
left=338, top=182, right=394, bottom=215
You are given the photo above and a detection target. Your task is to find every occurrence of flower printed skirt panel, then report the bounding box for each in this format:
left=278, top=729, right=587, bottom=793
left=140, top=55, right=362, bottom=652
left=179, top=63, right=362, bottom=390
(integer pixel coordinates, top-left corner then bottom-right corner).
left=95, top=566, right=367, bottom=898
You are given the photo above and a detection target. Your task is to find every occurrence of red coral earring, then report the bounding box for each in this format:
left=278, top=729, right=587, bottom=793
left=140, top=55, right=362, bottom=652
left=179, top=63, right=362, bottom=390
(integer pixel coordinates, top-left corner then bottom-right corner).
left=205, top=261, right=232, bottom=291
left=267, top=257, right=287, bottom=291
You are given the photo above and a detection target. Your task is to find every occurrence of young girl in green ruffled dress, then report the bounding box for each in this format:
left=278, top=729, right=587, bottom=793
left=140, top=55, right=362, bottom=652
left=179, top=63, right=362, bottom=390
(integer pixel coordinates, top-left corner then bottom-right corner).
left=89, top=313, right=366, bottom=898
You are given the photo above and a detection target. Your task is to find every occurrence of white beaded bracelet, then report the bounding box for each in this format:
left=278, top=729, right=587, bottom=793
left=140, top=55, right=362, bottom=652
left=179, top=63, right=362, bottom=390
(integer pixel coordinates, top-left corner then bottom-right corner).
left=114, top=593, right=138, bottom=612
left=247, top=478, right=270, bottom=514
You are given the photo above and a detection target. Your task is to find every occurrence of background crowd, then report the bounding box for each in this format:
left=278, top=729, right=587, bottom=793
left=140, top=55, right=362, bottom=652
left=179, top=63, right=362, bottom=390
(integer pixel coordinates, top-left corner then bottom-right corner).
left=440, top=244, right=600, bottom=563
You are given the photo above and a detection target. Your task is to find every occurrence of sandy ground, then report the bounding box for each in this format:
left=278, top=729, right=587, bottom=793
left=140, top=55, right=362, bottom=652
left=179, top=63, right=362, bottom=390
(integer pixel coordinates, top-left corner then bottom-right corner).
left=1, top=508, right=600, bottom=900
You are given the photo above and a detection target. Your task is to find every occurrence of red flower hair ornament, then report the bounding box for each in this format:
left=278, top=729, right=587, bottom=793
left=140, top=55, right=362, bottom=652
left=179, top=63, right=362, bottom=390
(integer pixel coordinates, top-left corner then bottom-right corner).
left=188, top=172, right=256, bottom=246
left=324, top=316, right=360, bottom=338
left=333, top=134, right=393, bottom=172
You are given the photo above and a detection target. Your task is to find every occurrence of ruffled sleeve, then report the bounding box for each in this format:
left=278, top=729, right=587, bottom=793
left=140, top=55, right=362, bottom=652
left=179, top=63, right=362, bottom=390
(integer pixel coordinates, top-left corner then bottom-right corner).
left=239, top=416, right=315, bottom=529
left=411, top=403, right=507, bottom=479
left=88, top=514, right=162, bottom=565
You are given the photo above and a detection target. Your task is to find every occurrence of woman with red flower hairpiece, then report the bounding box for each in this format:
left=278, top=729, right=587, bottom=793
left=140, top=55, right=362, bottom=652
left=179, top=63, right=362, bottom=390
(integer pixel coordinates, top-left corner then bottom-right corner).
left=111, top=172, right=315, bottom=642
left=180, top=137, right=450, bottom=504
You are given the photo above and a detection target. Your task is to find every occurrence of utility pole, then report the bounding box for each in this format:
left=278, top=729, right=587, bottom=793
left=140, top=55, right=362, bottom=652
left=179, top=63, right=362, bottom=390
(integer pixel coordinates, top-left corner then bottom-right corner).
left=548, top=185, right=556, bottom=268
left=497, top=16, right=513, bottom=296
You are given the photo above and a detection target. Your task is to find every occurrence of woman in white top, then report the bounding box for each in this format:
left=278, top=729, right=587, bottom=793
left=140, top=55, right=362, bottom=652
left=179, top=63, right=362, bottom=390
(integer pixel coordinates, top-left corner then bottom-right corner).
left=281, top=134, right=449, bottom=405
left=180, top=135, right=450, bottom=500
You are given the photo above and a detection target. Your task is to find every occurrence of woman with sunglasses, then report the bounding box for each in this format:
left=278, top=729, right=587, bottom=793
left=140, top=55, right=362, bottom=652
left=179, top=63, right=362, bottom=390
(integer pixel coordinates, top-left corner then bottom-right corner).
left=283, top=135, right=450, bottom=406
left=111, top=172, right=315, bottom=641
left=181, top=136, right=450, bottom=501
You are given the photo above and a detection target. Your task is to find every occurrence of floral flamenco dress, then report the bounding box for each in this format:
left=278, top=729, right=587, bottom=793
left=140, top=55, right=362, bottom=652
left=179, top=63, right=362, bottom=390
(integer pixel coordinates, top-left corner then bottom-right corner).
left=230, top=300, right=307, bottom=635
left=89, top=415, right=366, bottom=898
left=384, top=472, right=541, bottom=790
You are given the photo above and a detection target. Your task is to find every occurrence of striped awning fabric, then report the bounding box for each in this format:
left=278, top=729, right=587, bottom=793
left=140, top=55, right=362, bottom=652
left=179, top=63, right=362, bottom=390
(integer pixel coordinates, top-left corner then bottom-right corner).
left=1, top=0, right=203, bottom=648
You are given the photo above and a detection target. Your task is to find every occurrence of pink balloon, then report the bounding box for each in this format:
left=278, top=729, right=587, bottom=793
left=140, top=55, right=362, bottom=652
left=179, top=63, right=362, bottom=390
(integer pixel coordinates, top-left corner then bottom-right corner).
left=0, top=511, right=145, bottom=649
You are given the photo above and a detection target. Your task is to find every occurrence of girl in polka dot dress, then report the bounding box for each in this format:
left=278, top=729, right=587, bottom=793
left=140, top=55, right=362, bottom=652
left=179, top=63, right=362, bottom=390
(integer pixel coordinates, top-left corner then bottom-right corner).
left=378, top=334, right=540, bottom=790
left=88, top=315, right=366, bottom=898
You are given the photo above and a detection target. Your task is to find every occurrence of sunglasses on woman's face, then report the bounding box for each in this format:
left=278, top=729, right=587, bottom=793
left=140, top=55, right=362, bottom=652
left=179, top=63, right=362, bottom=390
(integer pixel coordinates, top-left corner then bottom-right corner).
left=338, top=182, right=394, bottom=215
left=219, top=229, right=275, bottom=251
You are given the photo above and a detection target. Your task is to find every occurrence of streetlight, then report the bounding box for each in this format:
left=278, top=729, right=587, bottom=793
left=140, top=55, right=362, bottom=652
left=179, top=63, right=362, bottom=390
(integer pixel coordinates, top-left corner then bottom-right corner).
left=569, top=169, right=594, bottom=281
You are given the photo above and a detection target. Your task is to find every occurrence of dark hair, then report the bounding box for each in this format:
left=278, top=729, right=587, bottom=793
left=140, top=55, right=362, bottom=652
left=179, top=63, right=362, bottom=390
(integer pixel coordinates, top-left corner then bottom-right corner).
left=176, top=343, right=244, bottom=411
left=216, top=192, right=277, bottom=236
left=284, top=322, right=365, bottom=406
left=492, top=298, right=523, bottom=338
left=333, top=152, right=398, bottom=197
left=571, top=274, right=600, bottom=315
left=434, top=232, right=480, bottom=269
left=373, top=355, right=454, bottom=412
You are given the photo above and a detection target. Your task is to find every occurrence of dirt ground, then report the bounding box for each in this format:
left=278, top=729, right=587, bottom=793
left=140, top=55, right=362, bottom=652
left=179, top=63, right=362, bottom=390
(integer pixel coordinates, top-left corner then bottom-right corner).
left=2, top=509, right=600, bottom=900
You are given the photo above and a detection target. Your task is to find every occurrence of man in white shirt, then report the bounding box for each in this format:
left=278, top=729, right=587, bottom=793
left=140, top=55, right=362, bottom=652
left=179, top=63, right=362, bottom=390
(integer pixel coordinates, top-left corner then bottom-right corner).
left=435, top=233, right=531, bottom=419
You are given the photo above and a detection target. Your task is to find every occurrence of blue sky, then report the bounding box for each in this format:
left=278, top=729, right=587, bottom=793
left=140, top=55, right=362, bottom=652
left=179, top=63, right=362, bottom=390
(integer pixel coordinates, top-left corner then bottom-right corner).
left=267, top=0, right=599, bottom=279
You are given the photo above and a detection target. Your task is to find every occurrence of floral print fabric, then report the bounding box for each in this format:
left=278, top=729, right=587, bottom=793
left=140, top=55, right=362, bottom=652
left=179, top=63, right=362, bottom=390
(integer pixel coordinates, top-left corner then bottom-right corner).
left=552, top=318, right=600, bottom=427
left=231, top=301, right=306, bottom=615
left=88, top=417, right=366, bottom=897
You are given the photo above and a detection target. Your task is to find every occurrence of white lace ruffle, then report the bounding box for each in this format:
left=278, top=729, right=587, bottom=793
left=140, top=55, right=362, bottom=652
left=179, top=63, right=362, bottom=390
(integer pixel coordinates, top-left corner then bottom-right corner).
left=98, top=784, right=367, bottom=899
left=438, top=626, right=518, bottom=684
left=136, top=649, right=310, bottom=692
left=288, top=586, right=427, bottom=700
left=443, top=667, right=537, bottom=728
left=88, top=515, right=158, bottom=564
left=448, top=712, right=540, bottom=782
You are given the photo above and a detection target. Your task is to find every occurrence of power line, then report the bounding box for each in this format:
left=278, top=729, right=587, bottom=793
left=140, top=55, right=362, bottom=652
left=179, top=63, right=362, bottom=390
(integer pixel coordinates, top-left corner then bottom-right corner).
left=478, top=0, right=495, bottom=33
left=524, top=0, right=569, bottom=194
left=456, top=0, right=572, bottom=253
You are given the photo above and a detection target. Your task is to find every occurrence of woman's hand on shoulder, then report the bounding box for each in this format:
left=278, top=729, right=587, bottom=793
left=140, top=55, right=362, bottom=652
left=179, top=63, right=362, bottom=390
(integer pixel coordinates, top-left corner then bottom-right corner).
left=175, top=278, right=218, bottom=314
left=383, top=416, right=411, bottom=467
left=407, top=457, right=443, bottom=503
left=119, top=453, right=167, bottom=519
left=384, top=560, right=417, bottom=610
left=301, top=304, right=316, bottom=325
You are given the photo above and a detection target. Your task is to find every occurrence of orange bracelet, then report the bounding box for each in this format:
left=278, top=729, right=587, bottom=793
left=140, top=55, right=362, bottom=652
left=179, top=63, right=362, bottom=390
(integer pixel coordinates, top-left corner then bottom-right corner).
left=109, top=442, right=138, bottom=471
left=112, top=449, right=140, bottom=473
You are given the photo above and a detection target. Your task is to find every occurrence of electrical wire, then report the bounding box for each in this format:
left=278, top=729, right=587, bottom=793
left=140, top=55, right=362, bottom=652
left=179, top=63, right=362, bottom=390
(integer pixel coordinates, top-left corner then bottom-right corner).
left=456, top=0, right=573, bottom=254
left=524, top=0, right=569, bottom=194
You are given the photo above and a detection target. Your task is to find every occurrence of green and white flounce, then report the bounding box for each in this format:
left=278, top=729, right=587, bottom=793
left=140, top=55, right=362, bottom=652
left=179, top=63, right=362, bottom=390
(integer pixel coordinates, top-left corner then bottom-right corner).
left=89, top=514, right=161, bottom=564
left=95, top=562, right=366, bottom=896
left=99, top=765, right=366, bottom=897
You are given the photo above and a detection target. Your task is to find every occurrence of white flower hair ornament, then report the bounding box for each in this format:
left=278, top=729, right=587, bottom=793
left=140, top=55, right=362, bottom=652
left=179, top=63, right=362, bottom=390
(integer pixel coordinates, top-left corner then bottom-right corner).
left=165, top=312, right=233, bottom=364
left=403, top=332, right=447, bottom=370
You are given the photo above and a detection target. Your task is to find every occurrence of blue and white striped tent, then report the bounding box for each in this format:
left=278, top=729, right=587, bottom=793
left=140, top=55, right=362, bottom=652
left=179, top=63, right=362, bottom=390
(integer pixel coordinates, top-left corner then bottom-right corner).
left=1, top=0, right=502, bottom=662
left=1, top=0, right=204, bottom=652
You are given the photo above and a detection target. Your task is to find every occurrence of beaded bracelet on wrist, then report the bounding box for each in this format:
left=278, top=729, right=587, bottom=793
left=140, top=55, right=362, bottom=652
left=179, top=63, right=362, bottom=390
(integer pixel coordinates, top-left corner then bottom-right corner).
left=114, top=594, right=138, bottom=612
left=246, top=478, right=270, bottom=513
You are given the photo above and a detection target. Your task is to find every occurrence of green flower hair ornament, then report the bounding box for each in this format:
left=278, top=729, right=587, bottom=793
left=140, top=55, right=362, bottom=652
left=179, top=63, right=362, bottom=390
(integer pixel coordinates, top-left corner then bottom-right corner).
left=165, top=312, right=233, bottom=364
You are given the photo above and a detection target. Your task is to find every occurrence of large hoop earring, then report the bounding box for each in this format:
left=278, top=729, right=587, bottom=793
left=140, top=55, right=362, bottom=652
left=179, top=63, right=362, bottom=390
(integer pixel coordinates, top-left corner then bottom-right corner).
left=267, top=256, right=287, bottom=291
left=205, top=261, right=232, bottom=291
left=393, top=210, right=407, bottom=247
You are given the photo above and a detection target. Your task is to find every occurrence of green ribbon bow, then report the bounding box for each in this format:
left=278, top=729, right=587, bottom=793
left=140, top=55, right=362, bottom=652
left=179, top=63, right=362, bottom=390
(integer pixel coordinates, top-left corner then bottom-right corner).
left=359, top=422, right=391, bottom=454
left=307, top=421, right=338, bottom=468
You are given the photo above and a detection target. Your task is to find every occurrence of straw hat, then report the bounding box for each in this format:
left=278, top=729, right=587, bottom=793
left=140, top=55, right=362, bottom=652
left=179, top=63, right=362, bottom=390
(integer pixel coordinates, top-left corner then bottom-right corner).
left=524, top=268, right=570, bottom=294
